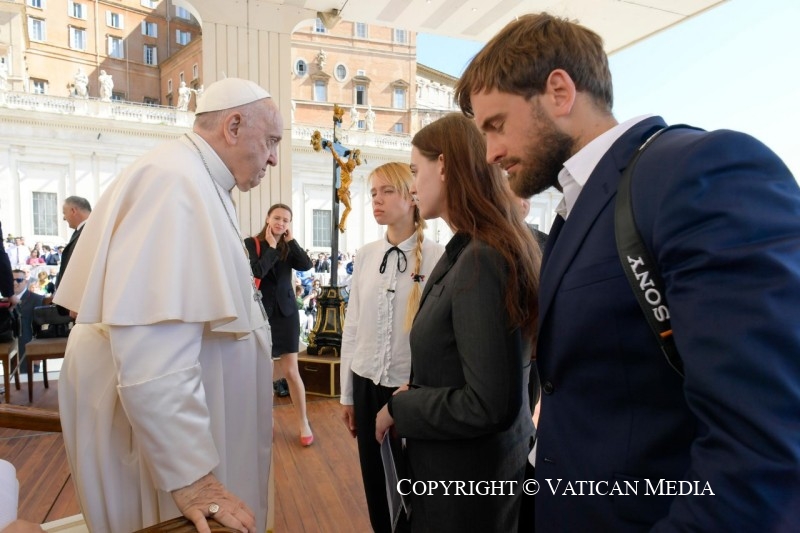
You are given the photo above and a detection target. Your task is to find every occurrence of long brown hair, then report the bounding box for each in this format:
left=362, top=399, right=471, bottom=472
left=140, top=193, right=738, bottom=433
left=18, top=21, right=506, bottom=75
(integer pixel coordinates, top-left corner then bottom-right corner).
left=368, top=162, right=427, bottom=331
left=256, top=203, right=292, bottom=261
left=411, top=113, right=540, bottom=340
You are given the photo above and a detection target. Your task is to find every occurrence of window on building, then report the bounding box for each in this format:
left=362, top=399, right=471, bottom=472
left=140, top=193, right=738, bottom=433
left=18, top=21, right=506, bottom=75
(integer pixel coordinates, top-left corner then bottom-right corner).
left=393, top=122, right=404, bottom=133
left=175, top=6, right=191, bottom=19
left=394, top=29, right=407, bottom=44
left=111, top=91, right=124, bottom=101
left=32, top=192, right=58, bottom=237
left=69, top=27, right=86, bottom=50
left=294, top=59, right=307, bottom=77
left=141, top=21, right=158, bottom=37
left=68, top=1, right=86, bottom=19
left=313, top=80, right=327, bottom=102
left=393, top=87, right=406, bottom=109
left=140, top=0, right=157, bottom=8
left=179, top=71, right=184, bottom=83
left=355, top=84, right=366, bottom=105
left=27, top=0, right=44, bottom=9
left=31, top=78, right=47, bottom=94
left=28, top=17, right=45, bottom=42
left=143, top=96, right=159, bottom=106
left=355, top=22, right=367, bottom=38
left=143, top=44, right=157, bottom=65
left=176, top=29, right=191, bottom=45
left=108, top=36, right=124, bottom=58
left=167, top=79, right=173, bottom=93
left=313, top=209, right=331, bottom=248
left=357, top=119, right=365, bottom=130
left=314, top=18, right=326, bottom=33
left=192, top=63, right=198, bottom=80
left=106, top=11, right=123, bottom=29
left=334, top=64, right=347, bottom=82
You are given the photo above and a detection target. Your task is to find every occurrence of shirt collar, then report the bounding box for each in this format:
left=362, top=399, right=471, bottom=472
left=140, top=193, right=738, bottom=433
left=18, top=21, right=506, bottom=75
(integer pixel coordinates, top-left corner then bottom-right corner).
left=557, top=114, right=654, bottom=219
left=383, top=231, right=417, bottom=252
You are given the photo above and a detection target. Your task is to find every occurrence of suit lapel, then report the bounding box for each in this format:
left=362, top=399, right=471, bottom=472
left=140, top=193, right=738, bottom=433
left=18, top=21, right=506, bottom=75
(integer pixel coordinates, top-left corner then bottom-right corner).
left=418, top=232, right=470, bottom=309
left=538, top=117, right=666, bottom=326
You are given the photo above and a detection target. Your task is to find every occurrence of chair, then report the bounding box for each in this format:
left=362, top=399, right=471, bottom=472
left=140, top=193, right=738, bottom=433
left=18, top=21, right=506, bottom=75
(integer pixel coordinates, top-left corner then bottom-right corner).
left=23, top=337, right=67, bottom=403
left=0, top=339, right=21, bottom=404
left=0, top=404, right=237, bottom=533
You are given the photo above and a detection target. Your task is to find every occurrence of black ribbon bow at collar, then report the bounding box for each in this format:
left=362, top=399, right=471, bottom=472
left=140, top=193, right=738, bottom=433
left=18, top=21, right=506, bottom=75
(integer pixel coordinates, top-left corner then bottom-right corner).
left=379, top=245, right=408, bottom=274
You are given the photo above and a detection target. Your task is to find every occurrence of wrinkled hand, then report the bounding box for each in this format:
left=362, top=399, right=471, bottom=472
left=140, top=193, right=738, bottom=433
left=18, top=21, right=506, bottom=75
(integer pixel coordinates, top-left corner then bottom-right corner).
left=171, top=472, right=256, bottom=533
left=341, top=404, right=357, bottom=438
left=0, top=520, right=45, bottom=533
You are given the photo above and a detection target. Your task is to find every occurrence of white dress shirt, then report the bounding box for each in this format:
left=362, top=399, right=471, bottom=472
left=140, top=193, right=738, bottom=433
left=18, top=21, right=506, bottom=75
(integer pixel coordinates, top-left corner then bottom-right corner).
left=556, top=115, right=654, bottom=220
left=339, top=233, right=444, bottom=404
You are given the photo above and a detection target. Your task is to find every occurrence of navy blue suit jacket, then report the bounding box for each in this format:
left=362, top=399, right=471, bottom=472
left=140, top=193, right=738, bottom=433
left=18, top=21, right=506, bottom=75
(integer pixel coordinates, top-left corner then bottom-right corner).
left=535, top=117, right=800, bottom=531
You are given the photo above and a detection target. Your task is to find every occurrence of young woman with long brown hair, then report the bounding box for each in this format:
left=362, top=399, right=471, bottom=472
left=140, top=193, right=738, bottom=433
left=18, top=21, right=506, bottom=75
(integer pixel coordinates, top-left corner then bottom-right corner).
left=375, top=113, right=541, bottom=532
left=245, top=203, right=315, bottom=446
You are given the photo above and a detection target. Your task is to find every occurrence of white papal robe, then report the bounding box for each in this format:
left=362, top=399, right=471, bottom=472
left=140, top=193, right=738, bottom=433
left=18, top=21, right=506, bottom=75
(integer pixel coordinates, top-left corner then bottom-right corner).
left=54, top=133, right=273, bottom=533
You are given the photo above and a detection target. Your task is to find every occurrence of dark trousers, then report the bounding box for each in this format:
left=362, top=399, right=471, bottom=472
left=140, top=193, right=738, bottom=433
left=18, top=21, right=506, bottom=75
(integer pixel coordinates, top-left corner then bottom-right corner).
left=518, top=461, right=535, bottom=531
left=352, top=372, right=410, bottom=533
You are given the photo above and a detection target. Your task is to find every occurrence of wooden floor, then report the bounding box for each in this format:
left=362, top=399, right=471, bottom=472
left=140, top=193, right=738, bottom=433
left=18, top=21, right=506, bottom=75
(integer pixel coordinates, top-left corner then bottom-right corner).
left=0, top=378, right=372, bottom=532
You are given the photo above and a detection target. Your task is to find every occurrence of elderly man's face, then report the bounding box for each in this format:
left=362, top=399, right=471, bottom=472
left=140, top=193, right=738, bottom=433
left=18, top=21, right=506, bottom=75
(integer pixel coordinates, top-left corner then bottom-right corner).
left=231, top=100, right=284, bottom=192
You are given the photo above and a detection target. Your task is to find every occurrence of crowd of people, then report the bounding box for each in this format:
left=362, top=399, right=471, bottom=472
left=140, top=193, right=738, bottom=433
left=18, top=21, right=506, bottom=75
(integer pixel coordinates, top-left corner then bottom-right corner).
left=3, top=12, right=800, bottom=533
left=3, top=237, right=62, bottom=297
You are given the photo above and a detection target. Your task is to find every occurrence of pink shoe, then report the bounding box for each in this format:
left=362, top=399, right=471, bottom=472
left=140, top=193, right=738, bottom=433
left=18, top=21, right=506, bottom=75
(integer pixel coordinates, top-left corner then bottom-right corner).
left=300, top=433, right=314, bottom=447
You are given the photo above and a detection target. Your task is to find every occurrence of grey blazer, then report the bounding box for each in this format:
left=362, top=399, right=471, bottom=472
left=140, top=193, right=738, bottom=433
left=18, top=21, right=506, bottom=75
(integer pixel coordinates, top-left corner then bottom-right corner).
left=391, top=233, right=534, bottom=532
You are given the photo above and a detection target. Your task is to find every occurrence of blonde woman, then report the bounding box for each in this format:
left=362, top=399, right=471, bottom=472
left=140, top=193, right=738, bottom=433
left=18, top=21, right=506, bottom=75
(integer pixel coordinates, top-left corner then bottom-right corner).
left=340, top=162, right=444, bottom=533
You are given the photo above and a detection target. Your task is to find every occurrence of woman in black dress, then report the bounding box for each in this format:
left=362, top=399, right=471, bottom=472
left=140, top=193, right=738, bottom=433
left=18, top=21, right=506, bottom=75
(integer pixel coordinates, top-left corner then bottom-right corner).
left=245, top=203, right=315, bottom=446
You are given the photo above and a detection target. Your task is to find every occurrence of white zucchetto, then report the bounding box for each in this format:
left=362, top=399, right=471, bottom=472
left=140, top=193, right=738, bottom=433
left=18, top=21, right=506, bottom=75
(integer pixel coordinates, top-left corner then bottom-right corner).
left=195, top=77, right=271, bottom=114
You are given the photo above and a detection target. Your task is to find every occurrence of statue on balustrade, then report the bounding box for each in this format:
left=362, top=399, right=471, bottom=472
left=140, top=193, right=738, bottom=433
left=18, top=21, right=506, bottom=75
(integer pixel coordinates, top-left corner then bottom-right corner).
left=73, top=68, right=89, bottom=99
left=98, top=70, right=114, bottom=102
left=177, top=81, right=192, bottom=111
left=365, top=105, right=376, bottom=132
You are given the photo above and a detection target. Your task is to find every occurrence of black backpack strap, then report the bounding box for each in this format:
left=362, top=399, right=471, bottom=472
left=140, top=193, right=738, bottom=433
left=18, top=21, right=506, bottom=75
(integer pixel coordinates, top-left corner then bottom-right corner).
left=615, top=124, right=691, bottom=377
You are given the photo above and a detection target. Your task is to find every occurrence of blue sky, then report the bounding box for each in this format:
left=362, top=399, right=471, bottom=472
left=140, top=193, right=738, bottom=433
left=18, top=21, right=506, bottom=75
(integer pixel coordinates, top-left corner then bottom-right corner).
left=416, top=0, right=800, bottom=177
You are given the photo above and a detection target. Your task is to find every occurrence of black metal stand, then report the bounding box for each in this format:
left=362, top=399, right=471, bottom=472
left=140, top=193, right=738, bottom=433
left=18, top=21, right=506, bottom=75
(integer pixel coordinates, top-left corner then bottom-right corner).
left=306, top=285, right=347, bottom=356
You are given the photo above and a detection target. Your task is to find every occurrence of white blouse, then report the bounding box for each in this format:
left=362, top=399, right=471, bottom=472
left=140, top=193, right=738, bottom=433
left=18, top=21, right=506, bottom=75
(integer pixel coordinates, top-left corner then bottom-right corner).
left=340, top=233, right=444, bottom=404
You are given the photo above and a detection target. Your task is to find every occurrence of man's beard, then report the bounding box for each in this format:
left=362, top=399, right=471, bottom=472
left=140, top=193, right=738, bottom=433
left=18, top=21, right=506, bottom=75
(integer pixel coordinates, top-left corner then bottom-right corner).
left=508, top=105, right=574, bottom=198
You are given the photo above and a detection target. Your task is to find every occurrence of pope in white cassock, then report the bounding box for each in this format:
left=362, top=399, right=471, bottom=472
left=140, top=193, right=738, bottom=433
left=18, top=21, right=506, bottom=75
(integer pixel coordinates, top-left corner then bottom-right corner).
left=54, top=78, right=284, bottom=533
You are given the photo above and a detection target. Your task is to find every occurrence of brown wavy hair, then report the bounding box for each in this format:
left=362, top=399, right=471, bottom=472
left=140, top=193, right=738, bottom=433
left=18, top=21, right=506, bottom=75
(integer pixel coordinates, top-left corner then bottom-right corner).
left=411, top=113, right=540, bottom=341
left=455, top=13, right=613, bottom=117
left=256, top=203, right=292, bottom=261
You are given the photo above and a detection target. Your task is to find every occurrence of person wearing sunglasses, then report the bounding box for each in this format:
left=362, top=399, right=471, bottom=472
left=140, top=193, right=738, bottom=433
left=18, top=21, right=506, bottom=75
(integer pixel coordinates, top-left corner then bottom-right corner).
left=10, top=269, right=44, bottom=375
